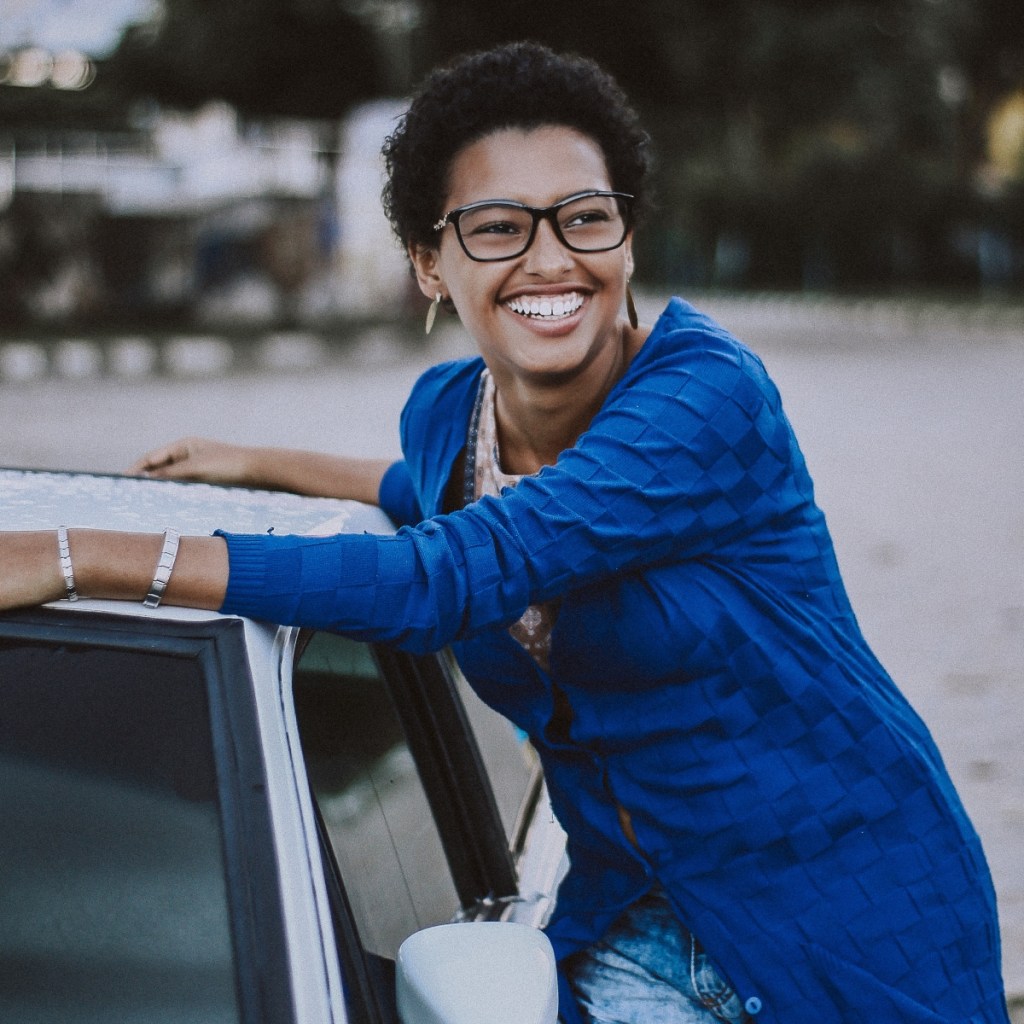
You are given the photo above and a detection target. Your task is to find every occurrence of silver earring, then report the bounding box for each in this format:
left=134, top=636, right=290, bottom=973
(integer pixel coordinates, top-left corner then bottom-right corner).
left=425, top=292, right=442, bottom=335
left=625, top=282, right=639, bottom=330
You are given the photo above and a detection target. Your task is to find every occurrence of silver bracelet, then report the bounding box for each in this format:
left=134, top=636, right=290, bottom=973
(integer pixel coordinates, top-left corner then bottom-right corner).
left=143, top=528, right=181, bottom=609
left=56, top=526, right=79, bottom=602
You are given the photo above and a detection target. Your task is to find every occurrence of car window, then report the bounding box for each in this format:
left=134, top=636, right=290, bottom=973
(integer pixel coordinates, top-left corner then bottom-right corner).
left=0, top=640, right=241, bottom=1024
left=443, top=651, right=541, bottom=854
left=293, top=632, right=461, bottom=961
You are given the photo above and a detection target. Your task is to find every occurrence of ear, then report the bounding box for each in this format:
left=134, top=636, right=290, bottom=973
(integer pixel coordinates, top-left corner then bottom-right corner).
left=408, top=242, right=445, bottom=301
left=623, top=230, right=635, bottom=279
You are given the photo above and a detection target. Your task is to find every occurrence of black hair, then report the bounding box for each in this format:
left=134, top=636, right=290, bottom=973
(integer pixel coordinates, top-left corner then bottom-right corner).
left=382, top=41, right=652, bottom=252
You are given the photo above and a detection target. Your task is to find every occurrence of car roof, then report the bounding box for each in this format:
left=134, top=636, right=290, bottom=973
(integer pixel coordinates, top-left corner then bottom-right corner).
left=1, top=467, right=394, bottom=537
left=0, top=467, right=397, bottom=623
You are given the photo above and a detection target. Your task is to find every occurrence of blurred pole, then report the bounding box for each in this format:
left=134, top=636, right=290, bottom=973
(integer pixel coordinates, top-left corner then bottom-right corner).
left=343, top=0, right=422, bottom=95
left=937, top=64, right=971, bottom=183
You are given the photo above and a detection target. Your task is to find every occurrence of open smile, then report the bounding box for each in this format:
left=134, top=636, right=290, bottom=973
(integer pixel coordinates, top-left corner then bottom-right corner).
left=505, top=291, right=584, bottom=321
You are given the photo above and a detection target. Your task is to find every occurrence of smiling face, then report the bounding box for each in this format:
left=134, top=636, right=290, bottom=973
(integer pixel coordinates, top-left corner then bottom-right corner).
left=410, top=126, right=634, bottom=390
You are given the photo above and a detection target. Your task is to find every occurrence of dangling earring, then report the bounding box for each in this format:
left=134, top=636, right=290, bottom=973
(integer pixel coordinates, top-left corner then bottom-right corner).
left=625, top=281, right=639, bottom=330
left=425, top=292, right=442, bottom=335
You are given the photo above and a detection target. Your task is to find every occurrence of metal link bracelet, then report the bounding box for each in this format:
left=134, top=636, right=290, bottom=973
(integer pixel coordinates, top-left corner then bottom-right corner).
left=143, top=528, right=181, bottom=609
left=56, top=526, right=79, bottom=602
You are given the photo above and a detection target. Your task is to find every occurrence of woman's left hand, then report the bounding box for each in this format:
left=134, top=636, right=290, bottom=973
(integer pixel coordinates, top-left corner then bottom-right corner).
left=129, top=436, right=258, bottom=486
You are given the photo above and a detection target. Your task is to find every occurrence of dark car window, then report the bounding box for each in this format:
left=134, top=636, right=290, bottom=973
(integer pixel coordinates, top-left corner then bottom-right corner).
left=0, top=640, right=241, bottom=1024
left=293, top=632, right=461, bottom=960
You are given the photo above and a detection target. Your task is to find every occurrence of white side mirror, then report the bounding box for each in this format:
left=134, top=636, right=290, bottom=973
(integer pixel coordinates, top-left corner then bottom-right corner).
left=396, top=921, right=559, bottom=1024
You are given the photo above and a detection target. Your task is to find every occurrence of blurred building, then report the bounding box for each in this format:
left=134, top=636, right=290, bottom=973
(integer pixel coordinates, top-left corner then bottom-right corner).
left=0, top=98, right=411, bottom=328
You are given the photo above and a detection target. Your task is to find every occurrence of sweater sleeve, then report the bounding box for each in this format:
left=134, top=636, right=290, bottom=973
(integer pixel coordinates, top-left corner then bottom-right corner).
left=378, top=459, right=422, bottom=527
left=218, top=326, right=805, bottom=653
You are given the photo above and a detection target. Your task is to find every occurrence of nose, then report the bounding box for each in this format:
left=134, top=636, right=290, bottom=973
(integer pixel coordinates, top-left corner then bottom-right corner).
left=522, top=215, right=574, bottom=275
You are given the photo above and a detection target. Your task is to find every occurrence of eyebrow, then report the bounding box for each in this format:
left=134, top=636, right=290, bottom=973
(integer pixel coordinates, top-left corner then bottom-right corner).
left=450, top=188, right=618, bottom=209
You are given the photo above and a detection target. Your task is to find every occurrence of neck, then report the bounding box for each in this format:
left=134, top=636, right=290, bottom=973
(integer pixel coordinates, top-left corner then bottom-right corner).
left=491, top=321, right=641, bottom=474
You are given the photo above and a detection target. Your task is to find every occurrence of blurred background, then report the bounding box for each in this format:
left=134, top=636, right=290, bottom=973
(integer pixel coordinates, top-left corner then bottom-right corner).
left=1, top=0, right=1023, bottom=336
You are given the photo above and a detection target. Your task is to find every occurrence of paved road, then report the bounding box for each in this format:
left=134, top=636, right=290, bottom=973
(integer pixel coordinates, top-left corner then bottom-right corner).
left=3, top=293, right=1022, bottom=1004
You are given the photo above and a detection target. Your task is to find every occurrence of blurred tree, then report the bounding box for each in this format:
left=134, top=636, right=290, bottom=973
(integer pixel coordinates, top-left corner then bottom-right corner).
left=0, top=1, right=382, bottom=133
left=414, top=0, right=727, bottom=110
left=415, top=0, right=974, bottom=286
left=93, top=0, right=1018, bottom=290
left=952, top=0, right=1024, bottom=178
left=108, top=0, right=380, bottom=119
left=417, top=0, right=982, bottom=289
left=3, top=0, right=1020, bottom=294
left=963, top=0, right=1024, bottom=99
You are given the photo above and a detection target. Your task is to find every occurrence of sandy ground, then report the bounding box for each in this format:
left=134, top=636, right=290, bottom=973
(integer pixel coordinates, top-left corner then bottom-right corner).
left=2, top=292, right=1022, bottom=1005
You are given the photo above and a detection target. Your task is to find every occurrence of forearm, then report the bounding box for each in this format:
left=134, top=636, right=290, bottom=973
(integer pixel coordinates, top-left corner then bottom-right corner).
left=247, top=449, right=393, bottom=505
left=2, top=530, right=228, bottom=611
left=132, top=437, right=394, bottom=506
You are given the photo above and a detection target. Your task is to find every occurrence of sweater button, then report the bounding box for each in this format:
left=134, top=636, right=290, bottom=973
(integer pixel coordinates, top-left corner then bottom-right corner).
left=744, top=996, right=763, bottom=1015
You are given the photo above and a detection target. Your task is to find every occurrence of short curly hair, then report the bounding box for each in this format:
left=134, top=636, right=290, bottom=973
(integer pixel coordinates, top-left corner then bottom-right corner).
left=382, top=41, right=652, bottom=252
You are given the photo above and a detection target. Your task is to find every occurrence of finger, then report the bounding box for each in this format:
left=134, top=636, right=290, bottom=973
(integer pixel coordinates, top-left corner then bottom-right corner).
left=144, top=457, right=202, bottom=481
left=127, top=441, right=191, bottom=476
left=126, top=450, right=170, bottom=475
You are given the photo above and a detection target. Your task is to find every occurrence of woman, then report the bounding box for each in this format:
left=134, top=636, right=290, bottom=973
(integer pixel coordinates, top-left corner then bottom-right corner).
left=0, top=43, right=1010, bottom=1024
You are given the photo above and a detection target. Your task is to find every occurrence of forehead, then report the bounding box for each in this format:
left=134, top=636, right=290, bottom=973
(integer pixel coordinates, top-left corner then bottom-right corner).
left=445, top=126, right=612, bottom=208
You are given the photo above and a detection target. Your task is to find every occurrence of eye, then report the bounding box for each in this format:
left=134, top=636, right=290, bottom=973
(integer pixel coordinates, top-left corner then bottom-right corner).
left=559, top=196, right=619, bottom=232
left=563, top=208, right=612, bottom=228
left=468, top=219, right=525, bottom=236
left=458, top=205, right=531, bottom=238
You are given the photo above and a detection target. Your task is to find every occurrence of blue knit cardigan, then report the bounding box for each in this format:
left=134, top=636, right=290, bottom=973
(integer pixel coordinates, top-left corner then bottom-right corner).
left=220, top=298, right=1009, bottom=1024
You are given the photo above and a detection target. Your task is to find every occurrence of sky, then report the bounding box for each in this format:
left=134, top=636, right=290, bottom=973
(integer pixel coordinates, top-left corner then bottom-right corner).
left=0, top=0, right=159, bottom=56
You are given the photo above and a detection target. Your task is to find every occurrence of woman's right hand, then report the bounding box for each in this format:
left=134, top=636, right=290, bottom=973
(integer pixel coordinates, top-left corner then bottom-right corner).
left=0, top=528, right=229, bottom=613
left=129, top=437, right=259, bottom=487
left=0, top=532, right=66, bottom=611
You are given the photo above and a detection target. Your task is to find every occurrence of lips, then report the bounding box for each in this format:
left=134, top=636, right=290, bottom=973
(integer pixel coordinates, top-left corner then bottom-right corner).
left=505, top=291, right=584, bottom=320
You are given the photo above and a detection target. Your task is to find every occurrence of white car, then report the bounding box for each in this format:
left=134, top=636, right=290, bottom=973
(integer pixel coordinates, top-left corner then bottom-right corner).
left=0, top=468, right=566, bottom=1024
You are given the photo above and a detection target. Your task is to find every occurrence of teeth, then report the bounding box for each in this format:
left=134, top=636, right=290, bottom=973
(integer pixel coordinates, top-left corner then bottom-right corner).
left=507, top=292, right=583, bottom=319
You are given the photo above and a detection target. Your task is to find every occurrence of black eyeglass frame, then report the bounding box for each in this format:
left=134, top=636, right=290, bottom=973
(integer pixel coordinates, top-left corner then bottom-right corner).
left=432, top=190, right=634, bottom=262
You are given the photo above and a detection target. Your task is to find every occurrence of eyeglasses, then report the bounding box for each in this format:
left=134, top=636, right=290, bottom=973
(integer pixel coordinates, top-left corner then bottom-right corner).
left=433, top=190, right=634, bottom=262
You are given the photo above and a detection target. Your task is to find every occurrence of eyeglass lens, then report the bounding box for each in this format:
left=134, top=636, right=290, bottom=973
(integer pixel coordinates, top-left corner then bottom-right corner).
left=456, top=194, right=628, bottom=260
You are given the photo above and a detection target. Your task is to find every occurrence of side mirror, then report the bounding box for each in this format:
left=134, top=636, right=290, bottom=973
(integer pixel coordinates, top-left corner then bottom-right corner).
left=396, top=921, right=559, bottom=1024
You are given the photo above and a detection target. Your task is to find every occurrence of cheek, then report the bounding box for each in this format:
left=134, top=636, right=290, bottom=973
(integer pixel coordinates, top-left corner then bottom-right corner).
left=445, top=267, right=505, bottom=315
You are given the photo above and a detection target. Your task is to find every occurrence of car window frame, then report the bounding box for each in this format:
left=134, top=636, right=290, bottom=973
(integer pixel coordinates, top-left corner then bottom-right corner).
left=310, top=799, right=398, bottom=1024
left=295, top=627, right=522, bottom=913
left=370, top=641, right=521, bottom=907
left=0, top=607, right=297, bottom=1024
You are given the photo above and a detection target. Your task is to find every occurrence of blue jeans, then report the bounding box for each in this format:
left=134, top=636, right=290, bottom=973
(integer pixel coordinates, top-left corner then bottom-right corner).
left=563, top=886, right=752, bottom=1024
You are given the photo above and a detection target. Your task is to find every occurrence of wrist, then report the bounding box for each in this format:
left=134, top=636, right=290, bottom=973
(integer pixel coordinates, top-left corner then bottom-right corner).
left=0, top=531, right=81, bottom=609
left=242, top=446, right=275, bottom=489
left=43, top=530, right=70, bottom=603
left=72, top=529, right=157, bottom=602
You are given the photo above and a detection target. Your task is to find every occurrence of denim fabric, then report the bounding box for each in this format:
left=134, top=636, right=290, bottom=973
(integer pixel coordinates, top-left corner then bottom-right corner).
left=564, top=888, right=751, bottom=1024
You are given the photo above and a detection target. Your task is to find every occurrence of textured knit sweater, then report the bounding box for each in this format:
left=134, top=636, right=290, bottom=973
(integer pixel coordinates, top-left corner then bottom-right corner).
left=220, top=298, right=1009, bottom=1024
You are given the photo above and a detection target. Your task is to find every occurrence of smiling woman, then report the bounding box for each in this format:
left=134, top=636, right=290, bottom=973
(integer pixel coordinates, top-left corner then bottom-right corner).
left=404, top=124, right=643, bottom=461
left=0, top=40, right=1014, bottom=1024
